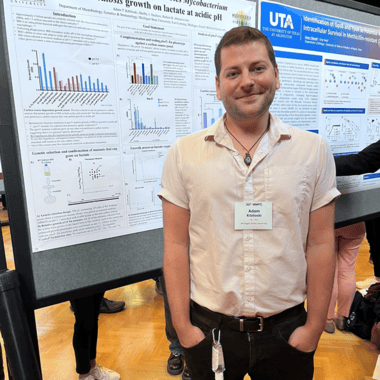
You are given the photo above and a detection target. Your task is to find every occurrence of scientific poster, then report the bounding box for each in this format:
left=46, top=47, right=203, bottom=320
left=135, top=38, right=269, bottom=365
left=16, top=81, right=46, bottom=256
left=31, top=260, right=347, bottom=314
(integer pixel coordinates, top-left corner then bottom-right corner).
left=2, top=0, right=256, bottom=251
left=259, top=1, right=380, bottom=194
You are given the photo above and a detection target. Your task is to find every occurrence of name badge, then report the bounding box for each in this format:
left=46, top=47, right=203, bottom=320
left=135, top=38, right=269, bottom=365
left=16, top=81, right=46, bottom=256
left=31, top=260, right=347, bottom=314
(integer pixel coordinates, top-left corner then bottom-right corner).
left=235, top=202, right=272, bottom=230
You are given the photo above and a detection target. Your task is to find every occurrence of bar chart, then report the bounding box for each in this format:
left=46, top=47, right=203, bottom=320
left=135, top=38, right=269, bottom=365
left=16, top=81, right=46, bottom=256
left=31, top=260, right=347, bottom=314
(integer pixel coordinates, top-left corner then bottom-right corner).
left=126, top=57, right=158, bottom=85
left=33, top=50, right=109, bottom=93
left=197, top=90, right=224, bottom=129
left=125, top=99, right=173, bottom=143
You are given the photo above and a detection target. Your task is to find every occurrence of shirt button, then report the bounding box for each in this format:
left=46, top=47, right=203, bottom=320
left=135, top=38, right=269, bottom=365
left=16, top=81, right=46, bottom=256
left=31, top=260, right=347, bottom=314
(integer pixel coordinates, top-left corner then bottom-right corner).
left=247, top=297, right=252, bottom=303
left=245, top=236, right=250, bottom=241
left=234, top=151, right=239, bottom=156
left=246, top=266, right=251, bottom=272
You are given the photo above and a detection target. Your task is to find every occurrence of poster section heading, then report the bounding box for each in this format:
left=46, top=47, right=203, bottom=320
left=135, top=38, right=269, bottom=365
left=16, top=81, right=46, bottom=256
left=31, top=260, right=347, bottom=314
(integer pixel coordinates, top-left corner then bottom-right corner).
left=260, top=1, right=380, bottom=59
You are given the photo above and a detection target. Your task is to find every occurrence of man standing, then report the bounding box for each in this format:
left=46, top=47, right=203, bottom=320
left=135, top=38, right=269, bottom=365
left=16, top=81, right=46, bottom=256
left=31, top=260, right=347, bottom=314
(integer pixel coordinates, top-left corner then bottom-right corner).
left=159, top=26, right=339, bottom=380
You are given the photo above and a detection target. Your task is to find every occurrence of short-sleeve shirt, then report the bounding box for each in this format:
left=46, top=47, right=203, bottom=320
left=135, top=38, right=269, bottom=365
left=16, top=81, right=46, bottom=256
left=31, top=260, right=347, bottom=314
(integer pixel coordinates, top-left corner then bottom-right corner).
left=158, top=114, right=340, bottom=318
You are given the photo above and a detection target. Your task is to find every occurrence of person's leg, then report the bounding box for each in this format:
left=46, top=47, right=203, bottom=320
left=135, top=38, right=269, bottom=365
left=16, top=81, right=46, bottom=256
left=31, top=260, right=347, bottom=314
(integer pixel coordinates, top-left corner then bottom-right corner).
left=370, top=217, right=380, bottom=278
left=70, top=292, right=104, bottom=377
left=249, top=308, right=315, bottom=380
left=325, top=235, right=339, bottom=333
left=159, top=276, right=185, bottom=375
left=89, top=292, right=105, bottom=364
left=336, top=235, right=365, bottom=319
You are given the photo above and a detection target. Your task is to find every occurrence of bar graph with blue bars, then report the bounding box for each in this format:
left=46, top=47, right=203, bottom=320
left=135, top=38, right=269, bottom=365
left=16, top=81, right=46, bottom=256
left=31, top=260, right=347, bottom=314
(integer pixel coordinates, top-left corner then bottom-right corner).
left=36, top=51, right=109, bottom=93
left=133, top=104, right=168, bottom=130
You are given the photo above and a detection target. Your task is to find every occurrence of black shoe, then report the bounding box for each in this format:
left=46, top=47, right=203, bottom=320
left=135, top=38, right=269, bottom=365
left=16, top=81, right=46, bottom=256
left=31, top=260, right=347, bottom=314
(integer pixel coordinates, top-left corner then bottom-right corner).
left=182, top=366, right=191, bottom=380
left=99, top=297, right=125, bottom=313
left=167, top=353, right=184, bottom=376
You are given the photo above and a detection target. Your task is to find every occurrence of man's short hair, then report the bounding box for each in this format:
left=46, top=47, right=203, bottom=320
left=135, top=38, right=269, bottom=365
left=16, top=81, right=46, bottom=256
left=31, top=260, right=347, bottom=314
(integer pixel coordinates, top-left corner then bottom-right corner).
left=214, top=26, right=277, bottom=77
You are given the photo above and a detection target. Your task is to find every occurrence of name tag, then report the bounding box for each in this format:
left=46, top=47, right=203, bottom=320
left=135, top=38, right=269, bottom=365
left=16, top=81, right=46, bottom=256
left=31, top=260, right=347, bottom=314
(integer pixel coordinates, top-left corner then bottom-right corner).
left=235, top=202, right=272, bottom=230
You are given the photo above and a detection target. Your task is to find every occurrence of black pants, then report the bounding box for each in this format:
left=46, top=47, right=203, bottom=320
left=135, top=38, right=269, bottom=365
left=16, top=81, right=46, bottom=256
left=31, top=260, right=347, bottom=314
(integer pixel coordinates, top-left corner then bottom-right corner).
left=365, top=217, right=380, bottom=277
left=182, top=302, right=315, bottom=380
left=70, top=292, right=105, bottom=375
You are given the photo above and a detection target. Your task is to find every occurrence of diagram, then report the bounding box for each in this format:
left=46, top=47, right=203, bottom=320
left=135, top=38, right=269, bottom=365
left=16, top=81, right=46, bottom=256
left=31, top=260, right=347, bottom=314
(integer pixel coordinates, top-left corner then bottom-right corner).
left=367, top=117, right=380, bottom=142
left=325, top=115, right=361, bottom=142
left=370, top=69, right=380, bottom=96
left=324, top=69, right=367, bottom=99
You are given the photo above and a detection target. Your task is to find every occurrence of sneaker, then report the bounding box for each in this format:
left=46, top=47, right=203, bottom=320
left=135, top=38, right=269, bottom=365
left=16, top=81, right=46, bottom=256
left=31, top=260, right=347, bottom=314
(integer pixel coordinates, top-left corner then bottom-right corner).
left=89, top=364, right=120, bottom=380
left=99, top=298, right=125, bottom=314
left=356, top=276, right=379, bottom=290
left=324, top=320, right=335, bottom=334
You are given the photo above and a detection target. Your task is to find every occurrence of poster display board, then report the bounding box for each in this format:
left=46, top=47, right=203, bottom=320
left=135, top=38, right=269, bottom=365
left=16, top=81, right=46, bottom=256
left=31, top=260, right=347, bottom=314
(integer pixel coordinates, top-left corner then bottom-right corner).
left=259, top=0, right=380, bottom=194
left=1, top=0, right=256, bottom=253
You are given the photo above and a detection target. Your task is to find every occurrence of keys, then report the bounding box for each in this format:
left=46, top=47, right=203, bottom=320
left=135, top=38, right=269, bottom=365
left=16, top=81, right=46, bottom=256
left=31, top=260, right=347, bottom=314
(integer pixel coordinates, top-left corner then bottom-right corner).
left=212, top=329, right=225, bottom=380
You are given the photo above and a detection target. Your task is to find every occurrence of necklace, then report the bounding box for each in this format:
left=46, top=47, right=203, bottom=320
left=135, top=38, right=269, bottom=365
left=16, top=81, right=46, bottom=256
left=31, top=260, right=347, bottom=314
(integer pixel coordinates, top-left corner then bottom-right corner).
left=224, top=118, right=270, bottom=166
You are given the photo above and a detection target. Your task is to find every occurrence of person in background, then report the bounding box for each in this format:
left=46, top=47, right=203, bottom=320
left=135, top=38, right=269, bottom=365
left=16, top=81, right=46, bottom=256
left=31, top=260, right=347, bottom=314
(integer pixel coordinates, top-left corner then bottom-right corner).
left=157, top=276, right=191, bottom=379
left=159, top=26, right=339, bottom=380
left=324, top=222, right=366, bottom=333
left=334, top=140, right=380, bottom=291
left=70, top=293, right=120, bottom=380
left=70, top=296, right=125, bottom=314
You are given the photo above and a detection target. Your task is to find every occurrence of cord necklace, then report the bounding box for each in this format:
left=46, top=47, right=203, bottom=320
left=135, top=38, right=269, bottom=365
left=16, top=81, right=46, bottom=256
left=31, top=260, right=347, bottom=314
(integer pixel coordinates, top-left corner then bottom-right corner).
left=224, top=118, right=269, bottom=166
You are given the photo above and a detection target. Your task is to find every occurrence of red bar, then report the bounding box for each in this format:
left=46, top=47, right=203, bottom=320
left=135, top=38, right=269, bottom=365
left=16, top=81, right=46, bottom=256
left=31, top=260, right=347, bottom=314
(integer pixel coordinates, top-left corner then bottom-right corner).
left=53, top=67, right=58, bottom=91
left=68, top=79, right=71, bottom=91
left=133, top=63, right=137, bottom=85
left=72, top=77, right=75, bottom=91
left=59, top=81, right=62, bottom=91
left=76, top=76, right=80, bottom=92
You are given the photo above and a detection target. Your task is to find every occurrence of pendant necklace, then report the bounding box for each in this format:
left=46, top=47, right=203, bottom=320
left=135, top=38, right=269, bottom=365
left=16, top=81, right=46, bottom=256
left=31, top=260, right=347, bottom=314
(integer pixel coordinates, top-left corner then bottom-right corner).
left=224, top=118, right=269, bottom=166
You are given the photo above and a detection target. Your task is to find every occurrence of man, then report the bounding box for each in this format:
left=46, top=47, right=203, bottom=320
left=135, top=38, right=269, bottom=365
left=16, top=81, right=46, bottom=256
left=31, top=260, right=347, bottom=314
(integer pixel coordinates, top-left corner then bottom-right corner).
left=159, top=26, right=340, bottom=380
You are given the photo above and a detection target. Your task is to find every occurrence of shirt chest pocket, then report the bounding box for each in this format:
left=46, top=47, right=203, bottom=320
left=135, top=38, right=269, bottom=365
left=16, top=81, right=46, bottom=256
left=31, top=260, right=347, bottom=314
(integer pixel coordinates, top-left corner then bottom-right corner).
left=264, top=165, right=309, bottom=216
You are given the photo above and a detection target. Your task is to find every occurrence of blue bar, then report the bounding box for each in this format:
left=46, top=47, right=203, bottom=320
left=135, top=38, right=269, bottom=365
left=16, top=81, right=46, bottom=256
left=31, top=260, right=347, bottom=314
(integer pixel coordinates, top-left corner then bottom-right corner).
left=307, top=130, right=319, bottom=134
left=203, top=113, right=207, bottom=129
left=275, top=50, right=323, bottom=62
left=101, top=83, right=104, bottom=92
left=88, top=76, right=92, bottom=92
left=322, top=108, right=365, bottom=114
left=325, top=59, right=369, bottom=70
left=80, top=75, right=83, bottom=92
left=142, top=63, right=145, bottom=84
left=85, top=82, right=88, bottom=91
left=49, top=71, right=53, bottom=91
left=364, top=173, right=380, bottom=180
left=105, top=85, right=108, bottom=92
left=211, top=118, right=215, bottom=125
left=93, top=83, right=95, bottom=91
left=43, top=54, right=48, bottom=91
left=219, top=108, right=222, bottom=118
left=39, top=66, right=44, bottom=90
left=97, top=79, right=100, bottom=92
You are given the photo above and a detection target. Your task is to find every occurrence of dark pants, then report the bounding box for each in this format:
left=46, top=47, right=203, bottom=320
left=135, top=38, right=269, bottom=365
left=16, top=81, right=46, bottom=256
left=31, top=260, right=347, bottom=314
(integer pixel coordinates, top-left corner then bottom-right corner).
left=182, top=302, right=315, bottom=380
left=70, top=292, right=105, bottom=375
left=365, top=217, right=380, bottom=277
left=158, top=276, right=183, bottom=355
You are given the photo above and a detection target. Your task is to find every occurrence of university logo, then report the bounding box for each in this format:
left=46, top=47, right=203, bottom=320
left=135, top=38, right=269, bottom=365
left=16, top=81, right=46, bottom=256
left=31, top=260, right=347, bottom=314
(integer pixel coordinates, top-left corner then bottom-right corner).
left=232, top=11, right=251, bottom=26
left=269, top=12, right=294, bottom=29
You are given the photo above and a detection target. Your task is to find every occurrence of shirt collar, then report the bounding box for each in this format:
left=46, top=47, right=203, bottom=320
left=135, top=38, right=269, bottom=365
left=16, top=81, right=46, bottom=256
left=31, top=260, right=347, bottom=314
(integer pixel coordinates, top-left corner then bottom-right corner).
left=204, top=113, right=291, bottom=148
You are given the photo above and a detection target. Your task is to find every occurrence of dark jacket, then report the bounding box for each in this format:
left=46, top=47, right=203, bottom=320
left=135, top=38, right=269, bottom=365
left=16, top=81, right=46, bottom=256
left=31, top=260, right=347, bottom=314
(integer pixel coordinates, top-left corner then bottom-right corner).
left=334, top=139, right=380, bottom=177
